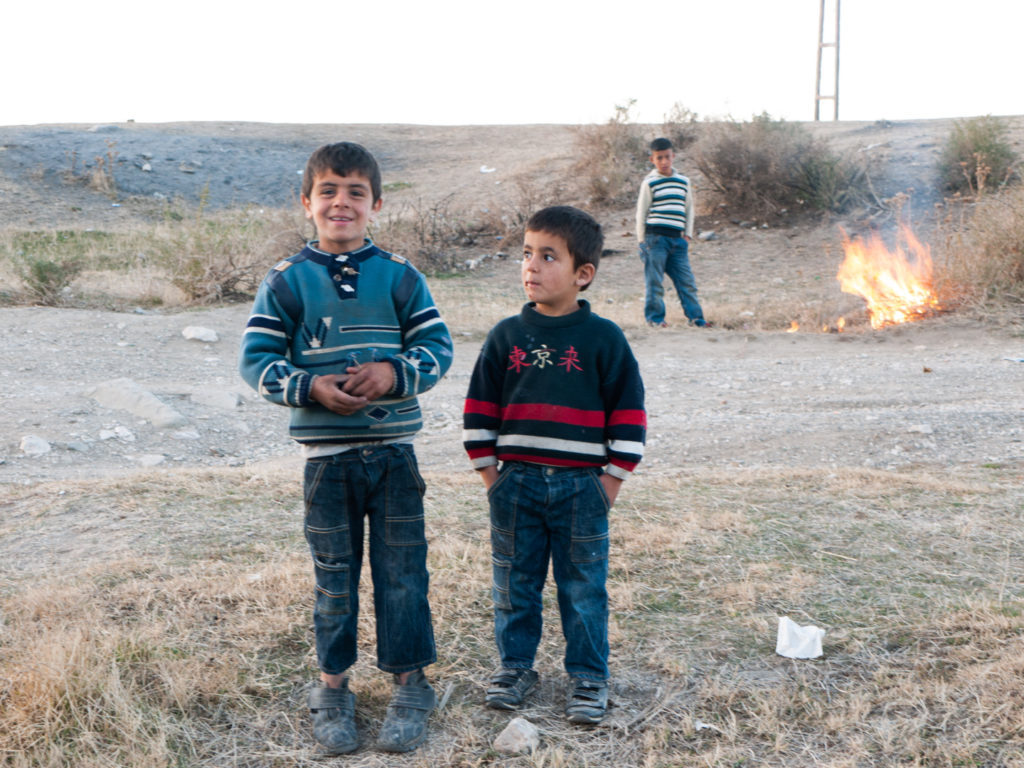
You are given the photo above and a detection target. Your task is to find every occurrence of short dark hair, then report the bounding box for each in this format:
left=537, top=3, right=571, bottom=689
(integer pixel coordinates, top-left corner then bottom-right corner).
left=649, top=137, right=673, bottom=152
left=525, top=206, right=603, bottom=291
left=302, top=142, right=382, bottom=202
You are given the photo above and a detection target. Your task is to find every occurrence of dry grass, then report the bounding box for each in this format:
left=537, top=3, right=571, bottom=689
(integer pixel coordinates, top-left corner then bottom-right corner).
left=2, top=462, right=1022, bottom=766
left=0, top=206, right=306, bottom=309
left=936, top=188, right=1024, bottom=317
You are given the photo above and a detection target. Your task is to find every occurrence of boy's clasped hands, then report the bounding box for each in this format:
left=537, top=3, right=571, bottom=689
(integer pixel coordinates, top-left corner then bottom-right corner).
left=310, top=362, right=394, bottom=415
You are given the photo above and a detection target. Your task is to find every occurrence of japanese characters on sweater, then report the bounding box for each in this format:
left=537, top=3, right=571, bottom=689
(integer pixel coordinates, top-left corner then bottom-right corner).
left=240, top=240, right=453, bottom=445
left=463, top=301, right=646, bottom=480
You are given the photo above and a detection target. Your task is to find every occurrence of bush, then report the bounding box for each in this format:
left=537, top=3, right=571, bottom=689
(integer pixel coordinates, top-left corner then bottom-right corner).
left=695, top=113, right=870, bottom=216
left=572, top=101, right=649, bottom=205
left=374, top=195, right=471, bottom=272
left=5, top=231, right=90, bottom=304
left=937, top=187, right=1024, bottom=311
left=939, top=116, right=1020, bottom=196
left=660, top=102, right=701, bottom=154
left=150, top=202, right=306, bottom=304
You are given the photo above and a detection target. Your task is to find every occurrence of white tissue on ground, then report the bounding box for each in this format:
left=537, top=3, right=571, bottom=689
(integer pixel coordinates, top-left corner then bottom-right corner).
left=776, top=616, right=825, bottom=658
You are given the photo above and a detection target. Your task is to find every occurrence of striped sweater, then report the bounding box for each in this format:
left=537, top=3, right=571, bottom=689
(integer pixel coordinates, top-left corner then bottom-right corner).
left=463, top=301, right=646, bottom=480
left=239, top=240, right=453, bottom=444
left=635, top=167, right=695, bottom=241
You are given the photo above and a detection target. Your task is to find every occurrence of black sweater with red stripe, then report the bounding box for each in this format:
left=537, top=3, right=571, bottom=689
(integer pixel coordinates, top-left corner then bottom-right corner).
left=463, top=301, right=646, bottom=480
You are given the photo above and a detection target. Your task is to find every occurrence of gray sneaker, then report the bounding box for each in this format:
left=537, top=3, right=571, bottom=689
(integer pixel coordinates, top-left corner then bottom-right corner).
left=376, top=669, right=436, bottom=752
left=565, top=678, right=609, bottom=724
left=308, top=681, right=358, bottom=754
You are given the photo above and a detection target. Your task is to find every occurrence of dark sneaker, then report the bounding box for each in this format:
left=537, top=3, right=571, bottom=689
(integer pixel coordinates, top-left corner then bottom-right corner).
left=308, top=681, right=359, bottom=754
left=485, top=667, right=539, bottom=710
left=565, top=678, right=608, bottom=724
left=376, top=669, right=435, bottom=753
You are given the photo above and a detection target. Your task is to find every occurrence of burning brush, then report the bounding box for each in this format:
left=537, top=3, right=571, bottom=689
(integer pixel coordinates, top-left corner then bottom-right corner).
left=837, top=224, right=942, bottom=329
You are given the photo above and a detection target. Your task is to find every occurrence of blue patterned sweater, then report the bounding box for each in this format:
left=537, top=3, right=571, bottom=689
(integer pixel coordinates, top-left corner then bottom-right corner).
left=239, top=240, right=453, bottom=445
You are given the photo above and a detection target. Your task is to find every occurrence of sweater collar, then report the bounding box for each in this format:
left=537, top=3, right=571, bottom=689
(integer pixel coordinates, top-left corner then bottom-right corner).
left=520, top=300, right=591, bottom=328
left=304, top=239, right=378, bottom=266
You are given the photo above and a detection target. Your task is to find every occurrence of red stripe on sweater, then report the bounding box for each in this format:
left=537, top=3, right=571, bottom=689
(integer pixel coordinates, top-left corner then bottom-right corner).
left=608, top=409, right=647, bottom=427
left=501, top=403, right=605, bottom=427
left=464, top=398, right=500, bottom=418
left=609, top=457, right=639, bottom=473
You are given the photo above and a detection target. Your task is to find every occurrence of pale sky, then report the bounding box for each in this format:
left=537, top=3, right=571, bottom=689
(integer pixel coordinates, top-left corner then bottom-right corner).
left=4, top=0, right=1020, bottom=127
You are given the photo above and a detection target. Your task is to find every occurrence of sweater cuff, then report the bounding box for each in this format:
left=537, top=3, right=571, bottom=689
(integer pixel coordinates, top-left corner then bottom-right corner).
left=386, top=358, right=406, bottom=397
left=298, top=373, right=316, bottom=407
left=605, top=463, right=632, bottom=481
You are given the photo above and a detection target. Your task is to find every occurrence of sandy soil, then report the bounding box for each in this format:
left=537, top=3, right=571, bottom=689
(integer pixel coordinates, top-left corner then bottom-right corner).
left=1, top=119, right=1022, bottom=487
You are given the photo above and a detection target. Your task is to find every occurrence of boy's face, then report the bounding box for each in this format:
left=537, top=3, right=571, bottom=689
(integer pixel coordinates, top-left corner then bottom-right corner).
left=301, top=170, right=381, bottom=254
left=651, top=148, right=674, bottom=175
left=521, top=229, right=595, bottom=317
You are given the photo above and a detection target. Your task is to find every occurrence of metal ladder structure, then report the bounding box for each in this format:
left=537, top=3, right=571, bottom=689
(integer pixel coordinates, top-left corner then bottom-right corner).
left=814, top=0, right=841, bottom=120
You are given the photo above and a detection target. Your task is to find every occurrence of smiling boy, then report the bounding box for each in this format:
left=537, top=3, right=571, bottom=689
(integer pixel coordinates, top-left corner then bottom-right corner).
left=462, top=206, right=646, bottom=723
left=240, top=142, right=453, bottom=754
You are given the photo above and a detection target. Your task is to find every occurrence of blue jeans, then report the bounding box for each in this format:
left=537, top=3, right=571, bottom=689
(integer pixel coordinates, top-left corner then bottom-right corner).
left=488, top=462, right=611, bottom=681
left=640, top=234, right=705, bottom=325
left=303, top=443, right=436, bottom=675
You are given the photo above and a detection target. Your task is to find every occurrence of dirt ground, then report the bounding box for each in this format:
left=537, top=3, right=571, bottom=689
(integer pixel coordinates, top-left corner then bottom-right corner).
left=0, top=119, right=1022, bottom=488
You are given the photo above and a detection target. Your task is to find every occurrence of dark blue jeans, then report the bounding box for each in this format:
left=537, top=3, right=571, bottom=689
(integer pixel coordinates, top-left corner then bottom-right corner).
left=303, top=443, right=436, bottom=676
left=640, top=234, right=706, bottom=325
left=488, top=462, right=611, bottom=681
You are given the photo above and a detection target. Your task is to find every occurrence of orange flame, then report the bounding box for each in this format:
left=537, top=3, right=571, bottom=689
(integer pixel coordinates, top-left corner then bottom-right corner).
left=837, top=225, right=941, bottom=329
left=787, top=321, right=799, bottom=333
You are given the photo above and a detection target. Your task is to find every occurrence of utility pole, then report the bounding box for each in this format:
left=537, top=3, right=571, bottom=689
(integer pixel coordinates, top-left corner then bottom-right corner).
left=815, top=0, right=840, bottom=120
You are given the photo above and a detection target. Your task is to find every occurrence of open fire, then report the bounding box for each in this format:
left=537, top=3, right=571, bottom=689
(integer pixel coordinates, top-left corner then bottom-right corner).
left=837, top=225, right=941, bottom=329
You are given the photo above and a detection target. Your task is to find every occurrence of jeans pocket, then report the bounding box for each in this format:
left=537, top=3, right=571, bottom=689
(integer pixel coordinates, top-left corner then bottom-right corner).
left=571, top=474, right=610, bottom=564
left=489, top=491, right=516, bottom=558
left=492, top=556, right=512, bottom=611
left=306, top=521, right=352, bottom=616
left=313, top=562, right=351, bottom=616
left=386, top=446, right=427, bottom=546
left=486, top=464, right=514, bottom=499
left=386, top=512, right=426, bottom=547
left=303, top=459, right=328, bottom=506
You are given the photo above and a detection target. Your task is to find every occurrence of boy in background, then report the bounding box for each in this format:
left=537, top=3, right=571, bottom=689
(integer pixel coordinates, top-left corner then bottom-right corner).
left=463, top=206, right=646, bottom=724
left=239, top=142, right=453, bottom=754
left=636, top=137, right=709, bottom=327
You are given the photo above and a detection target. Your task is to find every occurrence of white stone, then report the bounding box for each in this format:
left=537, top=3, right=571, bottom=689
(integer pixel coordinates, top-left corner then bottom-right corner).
left=494, top=717, right=540, bottom=755
left=91, top=378, right=188, bottom=429
left=114, top=426, right=136, bottom=442
left=136, top=454, right=166, bottom=467
left=190, top=390, right=242, bottom=410
left=182, top=326, right=219, bottom=343
left=20, top=435, right=51, bottom=456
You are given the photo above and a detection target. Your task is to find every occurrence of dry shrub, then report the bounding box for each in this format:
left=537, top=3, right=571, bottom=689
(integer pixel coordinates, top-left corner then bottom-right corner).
left=572, top=101, right=649, bottom=206
left=372, top=194, right=472, bottom=272
left=939, top=115, right=1020, bottom=196
left=695, top=114, right=870, bottom=216
left=150, top=201, right=307, bottom=304
left=659, top=102, right=701, bottom=153
left=2, top=230, right=94, bottom=305
left=936, top=186, right=1024, bottom=313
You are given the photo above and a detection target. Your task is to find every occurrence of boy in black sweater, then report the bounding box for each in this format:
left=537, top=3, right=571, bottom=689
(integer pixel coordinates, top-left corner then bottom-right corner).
left=463, top=206, right=646, bottom=723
